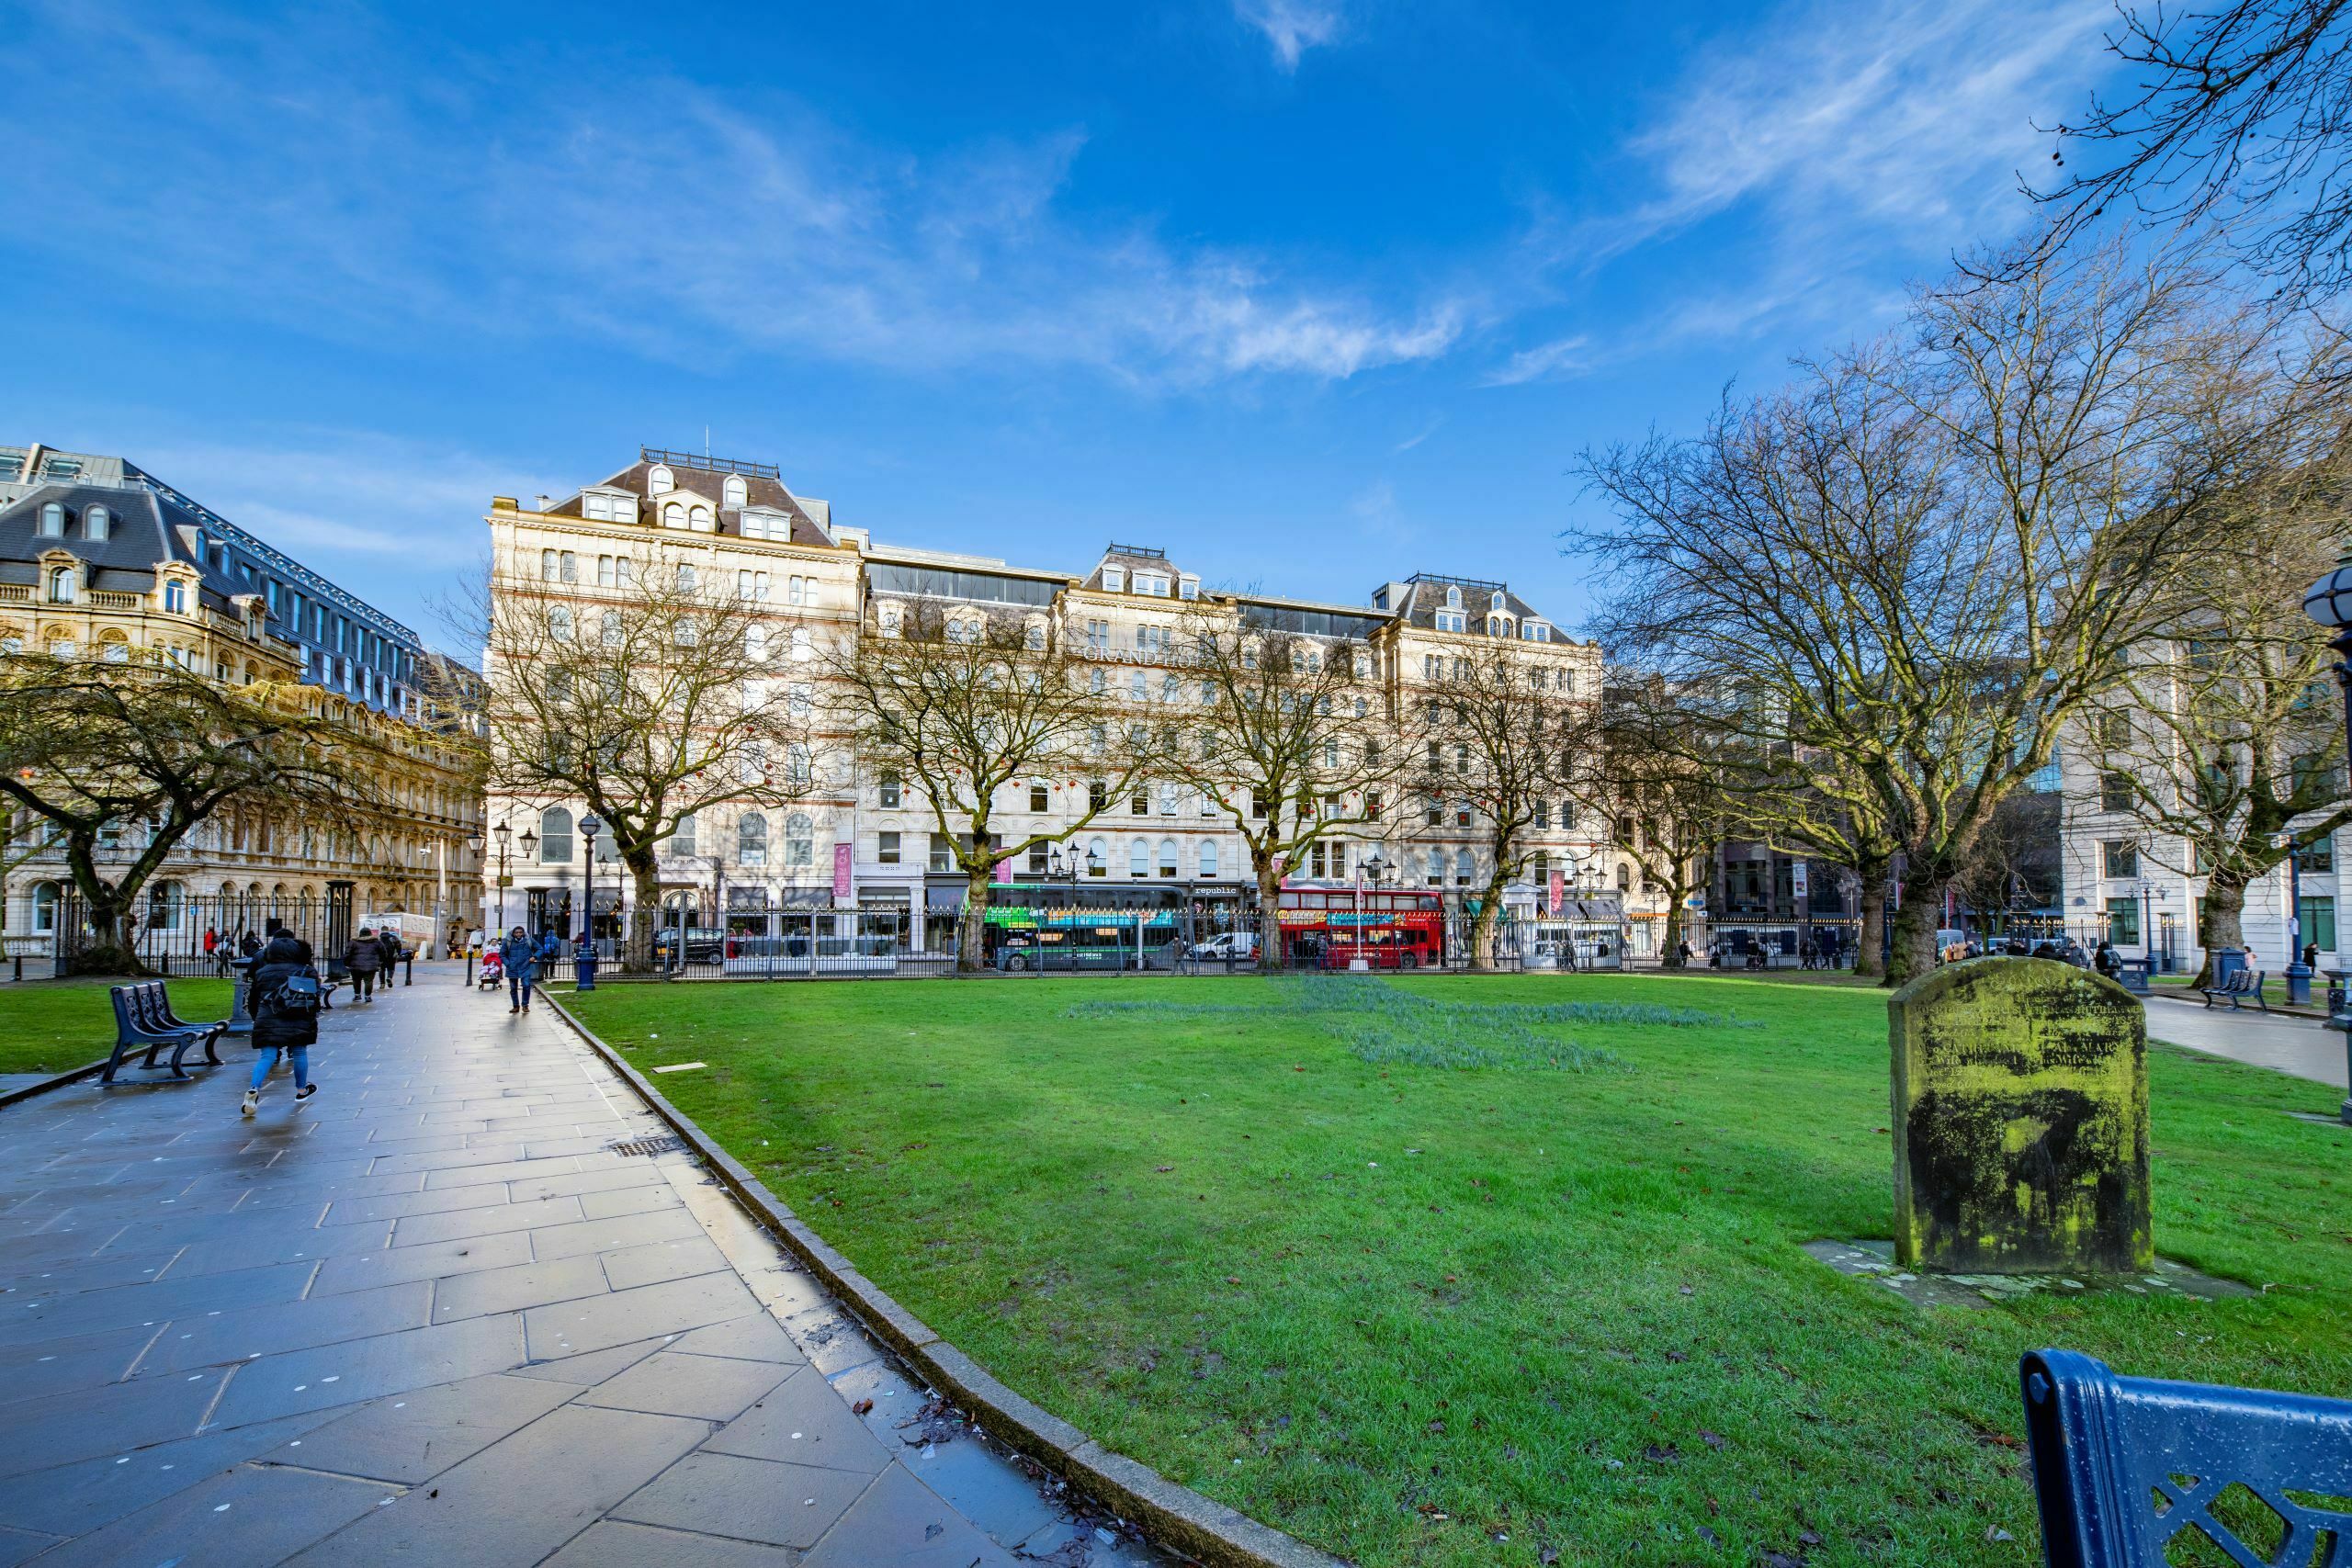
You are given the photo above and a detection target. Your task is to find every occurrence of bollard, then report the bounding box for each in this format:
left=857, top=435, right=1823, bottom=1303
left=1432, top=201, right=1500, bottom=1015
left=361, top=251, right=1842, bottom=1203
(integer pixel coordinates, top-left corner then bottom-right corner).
left=574, top=947, right=598, bottom=993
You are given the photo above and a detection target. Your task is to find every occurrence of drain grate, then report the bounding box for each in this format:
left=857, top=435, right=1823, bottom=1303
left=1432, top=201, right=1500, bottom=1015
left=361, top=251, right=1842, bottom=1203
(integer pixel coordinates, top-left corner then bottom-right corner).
left=610, top=1134, right=687, bottom=1158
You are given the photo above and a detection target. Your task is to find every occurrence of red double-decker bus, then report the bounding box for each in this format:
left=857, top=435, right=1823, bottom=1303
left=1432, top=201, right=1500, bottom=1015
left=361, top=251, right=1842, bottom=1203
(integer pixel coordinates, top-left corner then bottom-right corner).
left=1276, top=888, right=1444, bottom=969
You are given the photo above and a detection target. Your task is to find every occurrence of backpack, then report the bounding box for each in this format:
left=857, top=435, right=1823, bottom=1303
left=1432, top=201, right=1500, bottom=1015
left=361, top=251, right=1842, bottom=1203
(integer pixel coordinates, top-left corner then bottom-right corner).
left=265, top=974, right=323, bottom=1017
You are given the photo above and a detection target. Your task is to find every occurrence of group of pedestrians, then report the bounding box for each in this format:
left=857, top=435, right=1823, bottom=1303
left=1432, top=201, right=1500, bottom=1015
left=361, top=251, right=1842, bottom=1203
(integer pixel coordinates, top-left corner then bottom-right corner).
left=341, top=924, right=405, bottom=1001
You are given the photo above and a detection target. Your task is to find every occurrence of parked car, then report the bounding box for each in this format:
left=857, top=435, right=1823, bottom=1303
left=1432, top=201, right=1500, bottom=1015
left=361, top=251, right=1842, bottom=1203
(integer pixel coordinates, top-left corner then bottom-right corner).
left=653, top=929, right=726, bottom=964
left=1184, top=931, right=1259, bottom=964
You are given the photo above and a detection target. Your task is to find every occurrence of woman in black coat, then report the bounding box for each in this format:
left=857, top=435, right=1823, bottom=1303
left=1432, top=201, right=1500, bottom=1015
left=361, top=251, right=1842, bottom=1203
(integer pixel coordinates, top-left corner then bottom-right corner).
left=243, top=932, right=322, bottom=1117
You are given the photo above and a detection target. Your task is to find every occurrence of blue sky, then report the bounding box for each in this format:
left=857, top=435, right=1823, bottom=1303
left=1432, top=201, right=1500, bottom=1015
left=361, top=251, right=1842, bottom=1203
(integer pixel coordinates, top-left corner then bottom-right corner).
left=0, top=0, right=2119, bottom=648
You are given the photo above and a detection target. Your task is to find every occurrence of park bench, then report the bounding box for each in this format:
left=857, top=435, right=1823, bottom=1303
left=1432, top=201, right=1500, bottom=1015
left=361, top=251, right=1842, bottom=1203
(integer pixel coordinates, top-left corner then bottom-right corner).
left=101, top=980, right=227, bottom=1086
left=2195, top=969, right=2269, bottom=1012
left=2021, top=1348, right=2352, bottom=1567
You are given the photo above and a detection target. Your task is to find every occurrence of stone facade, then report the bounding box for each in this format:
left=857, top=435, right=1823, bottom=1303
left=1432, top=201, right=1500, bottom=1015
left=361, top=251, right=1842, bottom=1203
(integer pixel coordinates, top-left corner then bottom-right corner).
left=0, top=443, right=483, bottom=954
left=485, top=447, right=1671, bottom=950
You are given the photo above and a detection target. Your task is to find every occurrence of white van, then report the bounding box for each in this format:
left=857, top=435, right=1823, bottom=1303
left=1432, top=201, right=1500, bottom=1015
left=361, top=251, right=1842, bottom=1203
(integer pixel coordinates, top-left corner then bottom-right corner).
left=1187, top=931, right=1259, bottom=963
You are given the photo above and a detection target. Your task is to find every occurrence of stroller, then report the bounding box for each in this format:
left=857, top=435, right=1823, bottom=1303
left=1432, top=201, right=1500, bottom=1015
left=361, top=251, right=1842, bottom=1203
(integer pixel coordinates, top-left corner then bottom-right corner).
left=477, top=948, right=504, bottom=991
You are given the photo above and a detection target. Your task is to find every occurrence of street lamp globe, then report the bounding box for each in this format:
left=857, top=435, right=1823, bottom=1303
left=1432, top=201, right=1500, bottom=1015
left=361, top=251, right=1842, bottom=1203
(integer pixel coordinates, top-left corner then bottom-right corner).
left=518, top=829, right=537, bottom=857
left=2303, top=566, right=2352, bottom=628
left=493, top=822, right=511, bottom=851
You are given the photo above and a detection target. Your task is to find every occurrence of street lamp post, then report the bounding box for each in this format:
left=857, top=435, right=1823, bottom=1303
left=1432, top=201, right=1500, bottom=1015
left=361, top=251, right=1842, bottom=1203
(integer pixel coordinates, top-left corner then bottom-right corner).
left=465, top=829, right=487, bottom=984
left=577, top=815, right=603, bottom=991
left=2279, top=831, right=2312, bottom=1006
left=2295, top=563, right=2352, bottom=1121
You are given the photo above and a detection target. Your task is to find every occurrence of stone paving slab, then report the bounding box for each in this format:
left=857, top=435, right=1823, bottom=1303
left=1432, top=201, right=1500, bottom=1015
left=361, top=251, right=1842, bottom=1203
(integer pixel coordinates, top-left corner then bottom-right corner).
left=0, top=966, right=1165, bottom=1566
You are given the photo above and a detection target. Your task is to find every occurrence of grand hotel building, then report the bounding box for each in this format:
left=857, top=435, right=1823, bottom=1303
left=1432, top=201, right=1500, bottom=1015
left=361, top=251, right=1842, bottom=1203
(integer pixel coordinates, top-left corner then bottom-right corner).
left=486, top=447, right=1673, bottom=953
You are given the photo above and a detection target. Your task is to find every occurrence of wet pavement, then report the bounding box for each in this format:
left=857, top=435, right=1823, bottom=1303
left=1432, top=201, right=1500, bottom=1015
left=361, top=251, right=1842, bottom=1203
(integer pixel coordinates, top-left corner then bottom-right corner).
left=2144, top=996, right=2350, bottom=1090
left=0, top=966, right=1168, bottom=1567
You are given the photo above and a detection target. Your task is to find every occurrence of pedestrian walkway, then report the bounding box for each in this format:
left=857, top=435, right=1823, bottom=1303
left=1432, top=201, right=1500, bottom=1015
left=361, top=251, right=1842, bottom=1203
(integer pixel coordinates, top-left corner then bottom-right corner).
left=0, top=966, right=1162, bottom=1567
left=2146, top=995, right=2349, bottom=1089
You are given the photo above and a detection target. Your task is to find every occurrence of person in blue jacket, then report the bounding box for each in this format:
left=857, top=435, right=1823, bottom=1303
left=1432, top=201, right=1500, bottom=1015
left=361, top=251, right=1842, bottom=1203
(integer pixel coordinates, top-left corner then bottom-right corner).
left=500, top=925, right=538, bottom=1014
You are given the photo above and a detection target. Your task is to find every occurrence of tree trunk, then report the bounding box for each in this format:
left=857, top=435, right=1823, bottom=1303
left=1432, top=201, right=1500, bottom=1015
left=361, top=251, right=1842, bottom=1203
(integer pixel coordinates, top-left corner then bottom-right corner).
left=1854, top=883, right=1888, bottom=982
left=1661, top=900, right=1687, bottom=969
left=62, top=839, right=142, bottom=976
left=1887, top=878, right=1944, bottom=987
left=958, top=861, right=993, bottom=973
left=1256, top=854, right=1287, bottom=972
left=626, top=853, right=662, bottom=972
left=1468, top=870, right=1509, bottom=972
left=2194, top=873, right=2248, bottom=988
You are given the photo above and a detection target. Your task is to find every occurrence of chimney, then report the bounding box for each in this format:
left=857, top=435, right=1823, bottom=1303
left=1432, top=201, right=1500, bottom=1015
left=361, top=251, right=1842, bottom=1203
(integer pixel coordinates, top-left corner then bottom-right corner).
left=535, top=494, right=552, bottom=513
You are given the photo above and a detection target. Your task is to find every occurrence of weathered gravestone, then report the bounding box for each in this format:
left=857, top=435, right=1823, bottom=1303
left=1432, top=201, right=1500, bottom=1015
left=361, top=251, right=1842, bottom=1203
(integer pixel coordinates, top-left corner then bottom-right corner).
left=1888, top=957, right=2151, bottom=1274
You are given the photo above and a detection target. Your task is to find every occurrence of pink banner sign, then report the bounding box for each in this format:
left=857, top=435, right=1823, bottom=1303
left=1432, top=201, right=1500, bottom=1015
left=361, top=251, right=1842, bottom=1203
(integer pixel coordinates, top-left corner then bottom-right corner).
left=832, top=842, right=853, bottom=901
left=995, top=856, right=1014, bottom=884
left=1548, top=870, right=1565, bottom=916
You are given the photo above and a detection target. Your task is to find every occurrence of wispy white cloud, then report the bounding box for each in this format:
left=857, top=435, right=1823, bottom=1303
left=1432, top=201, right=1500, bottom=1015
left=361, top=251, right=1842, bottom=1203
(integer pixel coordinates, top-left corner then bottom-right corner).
left=1575, top=0, right=2112, bottom=346
left=6, top=5, right=1447, bottom=389
left=1394, top=417, right=1443, bottom=453
left=1479, top=333, right=1590, bottom=388
left=1234, top=0, right=1343, bottom=71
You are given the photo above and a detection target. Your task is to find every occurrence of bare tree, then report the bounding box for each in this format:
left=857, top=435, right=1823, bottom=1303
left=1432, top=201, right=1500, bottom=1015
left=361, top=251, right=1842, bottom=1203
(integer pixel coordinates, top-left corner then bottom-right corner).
left=460, top=553, right=812, bottom=968
left=825, top=597, right=1140, bottom=972
left=2037, top=0, right=2352, bottom=300
left=2078, top=496, right=2352, bottom=982
left=0, top=654, right=393, bottom=973
left=1950, top=789, right=2062, bottom=942
left=1419, top=649, right=1582, bottom=968
left=1161, top=602, right=1413, bottom=970
left=1590, top=678, right=1745, bottom=970
left=1576, top=240, right=2343, bottom=984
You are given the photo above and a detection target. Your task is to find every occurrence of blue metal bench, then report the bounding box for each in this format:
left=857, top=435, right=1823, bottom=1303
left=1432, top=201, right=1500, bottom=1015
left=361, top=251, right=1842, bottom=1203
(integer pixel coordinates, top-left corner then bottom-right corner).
left=101, top=981, right=224, bottom=1086
left=2197, top=969, right=2269, bottom=1011
left=2022, top=1348, right=2352, bottom=1566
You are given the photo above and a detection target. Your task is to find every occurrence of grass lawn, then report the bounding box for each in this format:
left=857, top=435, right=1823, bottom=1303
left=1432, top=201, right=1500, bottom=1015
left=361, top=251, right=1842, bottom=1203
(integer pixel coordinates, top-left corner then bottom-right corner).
left=0, top=976, right=238, bottom=1077
left=569, top=974, right=2352, bottom=1568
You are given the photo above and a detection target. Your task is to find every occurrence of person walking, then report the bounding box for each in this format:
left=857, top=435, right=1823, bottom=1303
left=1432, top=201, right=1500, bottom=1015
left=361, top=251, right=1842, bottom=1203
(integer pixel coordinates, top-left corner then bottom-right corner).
left=242, top=931, right=322, bottom=1117
left=344, top=925, right=383, bottom=1002
left=501, top=925, right=537, bottom=1013
left=237, top=928, right=262, bottom=961
left=373, top=926, right=402, bottom=997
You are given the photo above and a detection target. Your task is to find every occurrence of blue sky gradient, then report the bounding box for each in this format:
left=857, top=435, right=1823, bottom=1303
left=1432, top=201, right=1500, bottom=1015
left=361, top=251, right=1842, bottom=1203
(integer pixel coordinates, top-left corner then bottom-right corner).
left=0, top=0, right=2120, bottom=646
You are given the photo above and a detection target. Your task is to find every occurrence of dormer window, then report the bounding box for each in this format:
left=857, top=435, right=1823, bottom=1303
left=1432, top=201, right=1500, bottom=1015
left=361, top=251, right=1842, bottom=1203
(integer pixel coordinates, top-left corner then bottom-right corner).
left=1521, top=622, right=1550, bottom=642
left=1102, top=567, right=1126, bottom=592
left=648, top=465, right=675, bottom=496
left=38, top=502, right=64, bottom=537
left=1444, top=586, right=1461, bottom=610
left=582, top=491, right=632, bottom=523
left=1434, top=610, right=1465, bottom=633
left=688, top=504, right=713, bottom=530
left=1489, top=590, right=1505, bottom=612
left=85, top=505, right=110, bottom=541
left=1179, top=575, right=1199, bottom=600
left=662, top=502, right=684, bottom=528
left=1487, top=615, right=1508, bottom=637
left=47, top=566, right=76, bottom=604
left=164, top=579, right=187, bottom=614
left=1134, top=570, right=1170, bottom=597
left=723, top=475, right=748, bottom=507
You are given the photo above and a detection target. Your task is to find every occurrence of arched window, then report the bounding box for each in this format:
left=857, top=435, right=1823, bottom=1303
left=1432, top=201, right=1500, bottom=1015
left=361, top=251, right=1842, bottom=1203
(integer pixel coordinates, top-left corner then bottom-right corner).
left=98, top=632, right=129, bottom=663
left=37, top=502, right=64, bottom=536
left=723, top=475, right=748, bottom=507
left=164, top=579, right=187, bottom=613
left=662, top=502, right=684, bottom=528
left=147, top=880, right=185, bottom=930
left=46, top=633, right=77, bottom=660
left=46, top=566, right=75, bottom=604
left=1158, top=839, right=1178, bottom=877
left=1616, top=863, right=1632, bottom=893
left=1087, top=837, right=1108, bottom=877
left=689, top=504, right=712, bottom=529
left=1443, top=586, right=1461, bottom=609
left=738, top=813, right=767, bottom=865
left=648, top=465, right=674, bottom=496
left=85, top=505, right=109, bottom=541
left=785, top=813, right=813, bottom=865
left=539, top=807, right=573, bottom=863
left=1198, top=840, right=1219, bottom=877
left=1129, top=838, right=1149, bottom=876
left=1490, top=590, right=1505, bottom=612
